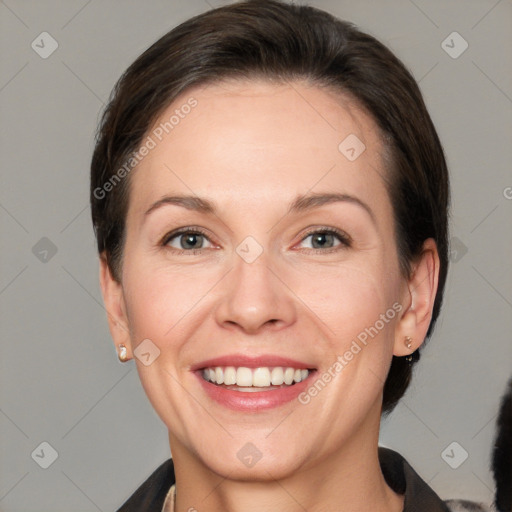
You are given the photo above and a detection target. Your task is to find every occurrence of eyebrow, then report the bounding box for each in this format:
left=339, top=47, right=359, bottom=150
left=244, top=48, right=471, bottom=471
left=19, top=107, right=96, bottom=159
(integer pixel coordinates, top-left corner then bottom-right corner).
left=144, top=192, right=376, bottom=224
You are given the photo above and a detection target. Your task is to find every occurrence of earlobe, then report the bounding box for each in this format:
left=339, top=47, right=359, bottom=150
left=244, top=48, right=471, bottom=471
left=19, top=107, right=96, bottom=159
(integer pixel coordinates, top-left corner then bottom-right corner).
left=99, top=254, right=132, bottom=359
left=393, top=310, right=417, bottom=357
left=393, top=239, right=440, bottom=357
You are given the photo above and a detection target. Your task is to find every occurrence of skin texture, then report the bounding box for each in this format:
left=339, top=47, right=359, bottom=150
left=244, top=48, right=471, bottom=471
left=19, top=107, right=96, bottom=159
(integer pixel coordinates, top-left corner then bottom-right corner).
left=100, top=79, right=440, bottom=512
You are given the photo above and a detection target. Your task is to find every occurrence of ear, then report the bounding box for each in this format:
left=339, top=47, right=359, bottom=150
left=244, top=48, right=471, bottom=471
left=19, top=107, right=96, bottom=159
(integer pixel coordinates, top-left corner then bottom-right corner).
left=394, top=238, right=440, bottom=356
left=99, top=254, right=132, bottom=359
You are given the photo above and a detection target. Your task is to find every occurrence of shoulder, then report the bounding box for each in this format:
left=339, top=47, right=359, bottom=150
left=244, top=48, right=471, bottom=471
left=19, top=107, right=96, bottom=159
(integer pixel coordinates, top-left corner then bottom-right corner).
left=378, top=446, right=451, bottom=512
left=379, top=449, right=494, bottom=511
left=115, top=458, right=175, bottom=512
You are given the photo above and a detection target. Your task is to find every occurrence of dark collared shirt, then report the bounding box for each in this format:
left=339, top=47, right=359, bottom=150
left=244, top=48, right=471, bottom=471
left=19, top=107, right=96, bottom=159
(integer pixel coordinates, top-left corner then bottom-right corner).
left=116, top=447, right=451, bottom=511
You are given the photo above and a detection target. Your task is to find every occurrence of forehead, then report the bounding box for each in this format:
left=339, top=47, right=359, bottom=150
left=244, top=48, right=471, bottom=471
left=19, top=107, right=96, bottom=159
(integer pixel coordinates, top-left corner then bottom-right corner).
left=127, top=79, right=391, bottom=219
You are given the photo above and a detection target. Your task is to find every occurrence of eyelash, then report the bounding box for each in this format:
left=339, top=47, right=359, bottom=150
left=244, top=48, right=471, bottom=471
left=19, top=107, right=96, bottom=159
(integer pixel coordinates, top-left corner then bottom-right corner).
left=301, top=227, right=352, bottom=253
left=160, top=226, right=352, bottom=255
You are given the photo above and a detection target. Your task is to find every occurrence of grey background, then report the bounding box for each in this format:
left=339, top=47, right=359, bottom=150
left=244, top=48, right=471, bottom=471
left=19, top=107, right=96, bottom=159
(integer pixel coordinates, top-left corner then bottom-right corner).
left=1, top=0, right=511, bottom=510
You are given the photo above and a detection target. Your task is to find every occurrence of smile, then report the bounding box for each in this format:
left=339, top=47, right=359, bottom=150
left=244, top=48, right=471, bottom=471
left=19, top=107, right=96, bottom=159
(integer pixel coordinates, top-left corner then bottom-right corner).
left=192, top=355, right=317, bottom=411
left=202, top=366, right=310, bottom=391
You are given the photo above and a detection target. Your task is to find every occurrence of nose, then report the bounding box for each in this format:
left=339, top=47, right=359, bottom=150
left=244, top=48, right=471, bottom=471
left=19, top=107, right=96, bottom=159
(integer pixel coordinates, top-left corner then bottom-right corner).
left=214, top=249, right=297, bottom=334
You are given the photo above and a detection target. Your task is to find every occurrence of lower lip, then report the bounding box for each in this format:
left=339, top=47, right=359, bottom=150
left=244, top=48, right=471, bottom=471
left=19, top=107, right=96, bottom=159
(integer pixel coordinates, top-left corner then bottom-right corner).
left=195, top=371, right=315, bottom=411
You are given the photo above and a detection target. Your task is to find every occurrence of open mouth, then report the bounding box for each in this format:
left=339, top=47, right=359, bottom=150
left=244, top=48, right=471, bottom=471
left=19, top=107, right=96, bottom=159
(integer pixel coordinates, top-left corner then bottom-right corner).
left=201, top=366, right=313, bottom=392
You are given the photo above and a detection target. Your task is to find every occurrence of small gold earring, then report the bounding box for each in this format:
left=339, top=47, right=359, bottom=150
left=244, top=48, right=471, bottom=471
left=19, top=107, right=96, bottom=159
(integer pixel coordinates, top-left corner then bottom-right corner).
left=118, top=344, right=128, bottom=362
left=405, top=336, right=413, bottom=349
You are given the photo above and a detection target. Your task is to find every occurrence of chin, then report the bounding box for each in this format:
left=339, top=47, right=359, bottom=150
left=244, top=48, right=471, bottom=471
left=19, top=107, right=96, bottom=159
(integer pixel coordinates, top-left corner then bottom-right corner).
left=199, top=445, right=310, bottom=482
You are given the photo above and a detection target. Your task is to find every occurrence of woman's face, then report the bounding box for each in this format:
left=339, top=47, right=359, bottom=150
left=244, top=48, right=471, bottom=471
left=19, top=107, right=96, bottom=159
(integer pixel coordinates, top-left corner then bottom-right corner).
left=103, top=79, right=418, bottom=479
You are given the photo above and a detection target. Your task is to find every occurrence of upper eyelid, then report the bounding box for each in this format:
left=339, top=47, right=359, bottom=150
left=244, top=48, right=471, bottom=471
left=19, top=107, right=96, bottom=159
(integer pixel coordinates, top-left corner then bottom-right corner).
left=302, top=226, right=351, bottom=242
left=297, top=229, right=352, bottom=249
left=162, top=227, right=214, bottom=246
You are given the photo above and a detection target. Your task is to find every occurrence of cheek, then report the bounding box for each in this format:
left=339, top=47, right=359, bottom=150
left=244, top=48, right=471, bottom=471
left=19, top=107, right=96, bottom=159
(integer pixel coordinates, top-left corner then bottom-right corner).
left=288, top=260, right=400, bottom=342
left=119, top=261, right=211, bottom=429
left=121, top=258, right=216, bottom=343
left=289, top=263, right=401, bottom=438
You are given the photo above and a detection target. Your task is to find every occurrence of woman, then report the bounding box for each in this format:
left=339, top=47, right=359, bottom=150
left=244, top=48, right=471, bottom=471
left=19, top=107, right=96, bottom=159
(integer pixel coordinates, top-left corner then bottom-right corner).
left=90, top=1, right=450, bottom=510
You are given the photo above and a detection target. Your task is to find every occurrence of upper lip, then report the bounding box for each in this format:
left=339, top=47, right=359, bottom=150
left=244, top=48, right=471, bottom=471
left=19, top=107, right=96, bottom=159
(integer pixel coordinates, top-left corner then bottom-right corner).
left=191, top=354, right=315, bottom=371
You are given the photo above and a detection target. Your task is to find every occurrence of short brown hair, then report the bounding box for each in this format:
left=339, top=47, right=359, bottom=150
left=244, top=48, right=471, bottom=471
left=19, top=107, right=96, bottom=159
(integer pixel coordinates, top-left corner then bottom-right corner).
left=90, top=0, right=450, bottom=414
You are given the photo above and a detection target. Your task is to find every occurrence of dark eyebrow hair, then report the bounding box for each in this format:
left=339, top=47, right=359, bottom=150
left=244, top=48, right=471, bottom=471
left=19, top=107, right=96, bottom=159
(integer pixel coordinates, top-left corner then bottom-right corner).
left=145, top=195, right=214, bottom=216
left=144, top=192, right=376, bottom=224
left=288, top=192, right=375, bottom=223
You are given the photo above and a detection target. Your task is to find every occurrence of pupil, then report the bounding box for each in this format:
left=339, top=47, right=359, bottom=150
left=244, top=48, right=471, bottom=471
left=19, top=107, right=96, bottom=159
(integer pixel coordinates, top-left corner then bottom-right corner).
left=313, top=233, right=332, bottom=248
left=182, top=233, right=201, bottom=249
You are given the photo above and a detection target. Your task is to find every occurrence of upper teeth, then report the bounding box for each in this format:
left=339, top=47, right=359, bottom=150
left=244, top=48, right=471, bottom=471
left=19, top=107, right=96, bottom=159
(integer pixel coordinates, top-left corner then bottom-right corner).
left=202, top=366, right=309, bottom=387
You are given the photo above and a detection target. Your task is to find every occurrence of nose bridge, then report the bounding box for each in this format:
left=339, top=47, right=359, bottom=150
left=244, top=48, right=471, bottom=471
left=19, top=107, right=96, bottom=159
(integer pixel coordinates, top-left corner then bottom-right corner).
left=215, top=239, right=296, bottom=333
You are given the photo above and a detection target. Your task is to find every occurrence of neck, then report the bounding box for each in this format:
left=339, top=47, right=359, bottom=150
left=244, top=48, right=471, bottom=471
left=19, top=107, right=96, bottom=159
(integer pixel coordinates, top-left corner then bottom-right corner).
left=168, top=410, right=403, bottom=512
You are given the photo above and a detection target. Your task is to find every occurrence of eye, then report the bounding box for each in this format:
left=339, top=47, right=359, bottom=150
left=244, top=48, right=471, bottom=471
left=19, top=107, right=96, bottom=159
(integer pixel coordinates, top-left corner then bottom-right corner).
left=162, top=228, right=214, bottom=252
left=161, top=226, right=350, bottom=254
left=297, top=228, right=351, bottom=252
